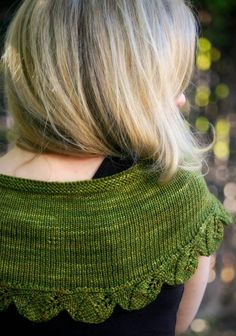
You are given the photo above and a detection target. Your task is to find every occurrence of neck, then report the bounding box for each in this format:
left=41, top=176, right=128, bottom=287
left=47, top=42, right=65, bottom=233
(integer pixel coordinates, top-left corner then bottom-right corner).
left=0, top=145, right=106, bottom=182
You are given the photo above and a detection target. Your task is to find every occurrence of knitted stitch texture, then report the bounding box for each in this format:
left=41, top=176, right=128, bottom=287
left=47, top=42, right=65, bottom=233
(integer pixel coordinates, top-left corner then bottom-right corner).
left=0, top=162, right=233, bottom=323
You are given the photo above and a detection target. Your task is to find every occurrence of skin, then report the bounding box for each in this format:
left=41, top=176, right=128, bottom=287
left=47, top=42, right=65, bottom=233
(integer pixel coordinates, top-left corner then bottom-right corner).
left=176, top=93, right=186, bottom=108
left=0, top=147, right=105, bottom=181
left=175, top=256, right=213, bottom=335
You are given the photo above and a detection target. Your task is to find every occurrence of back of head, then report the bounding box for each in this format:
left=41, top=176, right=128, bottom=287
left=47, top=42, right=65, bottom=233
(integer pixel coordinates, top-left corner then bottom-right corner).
left=1, top=0, right=212, bottom=183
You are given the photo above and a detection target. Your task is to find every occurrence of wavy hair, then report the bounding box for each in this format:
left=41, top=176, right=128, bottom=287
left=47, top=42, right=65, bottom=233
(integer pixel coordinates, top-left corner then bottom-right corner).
left=1, top=0, right=214, bottom=183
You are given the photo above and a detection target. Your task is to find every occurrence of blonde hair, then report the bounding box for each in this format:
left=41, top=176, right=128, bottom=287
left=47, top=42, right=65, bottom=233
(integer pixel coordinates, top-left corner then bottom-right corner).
left=1, top=0, right=214, bottom=183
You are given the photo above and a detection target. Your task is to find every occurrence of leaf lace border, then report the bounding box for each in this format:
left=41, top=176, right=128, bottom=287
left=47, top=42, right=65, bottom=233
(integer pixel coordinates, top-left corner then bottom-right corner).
left=0, top=213, right=230, bottom=323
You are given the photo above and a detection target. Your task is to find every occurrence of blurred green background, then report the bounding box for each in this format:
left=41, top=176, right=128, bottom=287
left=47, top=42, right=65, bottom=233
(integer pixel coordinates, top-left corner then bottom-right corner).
left=182, top=1, right=236, bottom=335
left=0, top=1, right=236, bottom=335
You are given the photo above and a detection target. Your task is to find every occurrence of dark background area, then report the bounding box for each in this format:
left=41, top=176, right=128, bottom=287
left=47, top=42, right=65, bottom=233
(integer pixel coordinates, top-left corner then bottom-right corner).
left=0, top=1, right=235, bottom=335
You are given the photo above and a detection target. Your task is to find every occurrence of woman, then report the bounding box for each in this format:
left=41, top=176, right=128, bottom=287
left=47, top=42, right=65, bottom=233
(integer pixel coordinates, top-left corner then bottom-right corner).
left=0, top=1, right=233, bottom=335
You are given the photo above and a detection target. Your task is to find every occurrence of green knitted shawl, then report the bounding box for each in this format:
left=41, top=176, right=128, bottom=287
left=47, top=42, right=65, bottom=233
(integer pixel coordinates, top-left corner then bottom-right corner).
left=0, top=161, right=233, bottom=323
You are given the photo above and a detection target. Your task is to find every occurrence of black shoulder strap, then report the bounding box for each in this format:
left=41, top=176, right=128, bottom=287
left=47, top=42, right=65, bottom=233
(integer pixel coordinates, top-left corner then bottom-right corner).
left=92, top=156, right=134, bottom=179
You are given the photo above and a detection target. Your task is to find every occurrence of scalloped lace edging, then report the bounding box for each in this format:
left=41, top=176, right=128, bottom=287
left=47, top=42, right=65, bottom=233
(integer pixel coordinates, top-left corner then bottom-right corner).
left=0, top=213, right=231, bottom=324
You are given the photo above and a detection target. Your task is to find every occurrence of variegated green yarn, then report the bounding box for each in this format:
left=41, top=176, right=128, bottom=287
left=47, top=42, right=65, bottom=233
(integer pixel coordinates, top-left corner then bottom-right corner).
left=0, top=162, right=233, bottom=323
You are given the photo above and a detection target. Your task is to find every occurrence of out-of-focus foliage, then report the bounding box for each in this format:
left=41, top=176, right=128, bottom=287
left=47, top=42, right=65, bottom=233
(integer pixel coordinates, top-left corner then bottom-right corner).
left=183, top=1, right=236, bottom=336
left=192, top=0, right=236, bottom=49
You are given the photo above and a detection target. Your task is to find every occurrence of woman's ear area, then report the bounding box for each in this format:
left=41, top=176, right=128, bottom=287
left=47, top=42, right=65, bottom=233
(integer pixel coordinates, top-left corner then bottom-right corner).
left=176, top=93, right=186, bottom=108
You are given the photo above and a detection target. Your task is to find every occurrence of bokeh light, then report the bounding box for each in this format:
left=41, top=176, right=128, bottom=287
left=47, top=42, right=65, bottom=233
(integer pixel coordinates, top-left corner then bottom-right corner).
left=213, top=141, right=229, bottom=160
left=196, top=38, right=213, bottom=71
left=213, top=118, right=231, bottom=160
left=196, top=53, right=211, bottom=71
left=211, top=47, right=221, bottom=62
left=198, top=37, right=212, bottom=52
left=215, top=84, right=230, bottom=99
left=215, top=166, right=230, bottom=182
left=215, top=119, right=231, bottom=138
left=224, top=183, right=236, bottom=199
left=208, top=269, right=216, bottom=283
left=195, top=116, right=210, bottom=133
left=220, top=267, right=236, bottom=283
left=198, top=10, right=212, bottom=25
left=223, top=198, right=236, bottom=214
left=190, top=319, right=209, bottom=333
left=183, top=2, right=235, bottom=336
left=195, top=86, right=211, bottom=107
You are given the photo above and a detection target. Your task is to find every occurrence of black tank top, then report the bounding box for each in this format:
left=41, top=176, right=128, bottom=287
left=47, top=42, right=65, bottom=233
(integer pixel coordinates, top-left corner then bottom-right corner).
left=0, top=156, right=184, bottom=336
